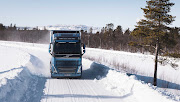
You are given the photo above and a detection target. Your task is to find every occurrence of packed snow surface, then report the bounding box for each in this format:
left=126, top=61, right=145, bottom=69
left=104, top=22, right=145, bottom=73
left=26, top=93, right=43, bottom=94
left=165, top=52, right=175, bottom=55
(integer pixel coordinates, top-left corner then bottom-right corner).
left=0, top=41, right=179, bottom=102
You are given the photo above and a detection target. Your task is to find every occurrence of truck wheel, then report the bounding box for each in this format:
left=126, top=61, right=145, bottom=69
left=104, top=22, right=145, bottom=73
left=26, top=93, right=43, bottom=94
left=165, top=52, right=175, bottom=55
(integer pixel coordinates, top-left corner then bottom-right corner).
left=78, top=76, right=81, bottom=79
left=51, top=73, right=55, bottom=78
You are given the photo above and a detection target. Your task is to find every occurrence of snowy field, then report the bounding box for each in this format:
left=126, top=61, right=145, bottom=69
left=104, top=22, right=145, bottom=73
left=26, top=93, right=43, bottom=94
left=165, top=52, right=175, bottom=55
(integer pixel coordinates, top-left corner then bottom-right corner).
left=0, top=41, right=179, bottom=102
left=84, top=48, right=180, bottom=95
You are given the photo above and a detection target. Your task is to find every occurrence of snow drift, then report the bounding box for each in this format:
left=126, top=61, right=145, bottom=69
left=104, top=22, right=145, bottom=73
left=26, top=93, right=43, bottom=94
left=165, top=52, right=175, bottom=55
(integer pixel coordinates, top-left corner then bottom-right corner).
left=0, top=43, right=47, bottom=102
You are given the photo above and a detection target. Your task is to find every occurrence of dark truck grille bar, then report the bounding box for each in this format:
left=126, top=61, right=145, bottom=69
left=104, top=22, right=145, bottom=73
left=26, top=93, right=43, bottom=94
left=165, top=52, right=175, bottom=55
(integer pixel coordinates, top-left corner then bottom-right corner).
left=56, top=60, right=79, bottom=73
left=53, top=31, right=79, bottom=34
left=56, top=37, right=79, bottom=40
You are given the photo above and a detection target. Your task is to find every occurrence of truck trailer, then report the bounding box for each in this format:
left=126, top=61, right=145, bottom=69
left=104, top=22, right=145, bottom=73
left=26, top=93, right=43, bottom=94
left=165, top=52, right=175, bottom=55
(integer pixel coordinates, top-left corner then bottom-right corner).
left=49, top=30, right=85, bottom=78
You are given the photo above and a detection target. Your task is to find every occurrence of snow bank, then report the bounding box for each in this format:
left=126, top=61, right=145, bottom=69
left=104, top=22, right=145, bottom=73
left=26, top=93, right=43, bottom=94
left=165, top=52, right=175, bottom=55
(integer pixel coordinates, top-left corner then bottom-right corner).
left=0, top=40, right=48, bottom=51
left=82, top=59, right=178, bottom=101
left=0, top=40, right=51, bottom=77
left=84, top=48, right=180, bottom=90
left=0, top=67, right=46, bottom=102
left=0, top=41, right=47, bottom=102
left=0, top=44, right=30, bottom=72
left=98, top=70, right=178, bottom=102
left=0, top=44, right=30, bottom=89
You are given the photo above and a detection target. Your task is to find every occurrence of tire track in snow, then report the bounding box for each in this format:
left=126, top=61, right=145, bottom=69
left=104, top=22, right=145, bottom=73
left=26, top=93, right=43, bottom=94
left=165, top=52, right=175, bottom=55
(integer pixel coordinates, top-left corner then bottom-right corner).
left=66, top=79, right=76, bottom=102
left=83, top=80, right=102, bottom=102
left=46, top=79, right=50, bottom=102
left=71, top=79, right=80, bottom=102
left=59, top=79, right=65, bottom=102
left=77, top=80, right=86, bottom=102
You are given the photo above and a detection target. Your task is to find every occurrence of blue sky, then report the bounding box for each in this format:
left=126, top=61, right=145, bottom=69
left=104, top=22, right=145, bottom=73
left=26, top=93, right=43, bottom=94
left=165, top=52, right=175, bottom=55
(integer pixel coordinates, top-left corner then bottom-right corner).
left=0, top=0, right=179, bottom=29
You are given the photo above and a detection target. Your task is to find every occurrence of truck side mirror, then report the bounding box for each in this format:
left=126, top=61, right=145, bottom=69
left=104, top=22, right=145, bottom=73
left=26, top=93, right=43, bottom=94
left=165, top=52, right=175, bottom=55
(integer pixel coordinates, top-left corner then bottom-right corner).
left=81, top=43, right=86, bottom=55
left=83, top=44, right=86, bottom=53
left=49, top=43, right=52, bottom=55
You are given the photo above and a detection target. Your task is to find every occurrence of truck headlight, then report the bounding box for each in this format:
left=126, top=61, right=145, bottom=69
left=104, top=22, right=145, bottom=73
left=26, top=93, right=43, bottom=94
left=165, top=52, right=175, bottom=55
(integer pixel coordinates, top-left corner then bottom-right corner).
left=52, top=64, right=57, bottom=74
left=77, top=66, right=82, bottom=73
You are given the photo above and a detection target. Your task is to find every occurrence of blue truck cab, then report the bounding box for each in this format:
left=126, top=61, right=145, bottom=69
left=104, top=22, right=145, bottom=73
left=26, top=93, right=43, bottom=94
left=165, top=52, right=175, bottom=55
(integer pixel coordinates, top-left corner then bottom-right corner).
left=49, top=30, right=85, bottom=78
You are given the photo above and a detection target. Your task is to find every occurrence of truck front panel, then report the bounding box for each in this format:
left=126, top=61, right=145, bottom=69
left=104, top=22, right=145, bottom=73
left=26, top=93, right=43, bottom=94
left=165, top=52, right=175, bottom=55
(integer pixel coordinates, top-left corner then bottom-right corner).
left=49, top=30, right=85, bottom=78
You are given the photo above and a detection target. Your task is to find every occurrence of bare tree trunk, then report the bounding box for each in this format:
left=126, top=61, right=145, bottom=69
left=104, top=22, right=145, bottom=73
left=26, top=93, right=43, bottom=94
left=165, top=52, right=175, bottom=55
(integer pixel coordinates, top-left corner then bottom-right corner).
left=153, top=39, right=159, bottom=86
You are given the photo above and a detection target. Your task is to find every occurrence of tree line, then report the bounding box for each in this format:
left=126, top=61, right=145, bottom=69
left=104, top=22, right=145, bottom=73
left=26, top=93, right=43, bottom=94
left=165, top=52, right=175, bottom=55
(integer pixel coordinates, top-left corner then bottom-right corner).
left=0, top=22, right=179, bottom=54
left=0, top=23, right=49, bottom=44
left=81, top=24, right=133, bottom=51
left=81, top=24, right=180, bottom=55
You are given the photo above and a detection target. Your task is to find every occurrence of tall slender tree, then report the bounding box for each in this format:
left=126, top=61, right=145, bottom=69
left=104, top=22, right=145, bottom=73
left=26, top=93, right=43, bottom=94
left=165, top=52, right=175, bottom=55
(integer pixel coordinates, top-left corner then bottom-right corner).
left=131, top=0, right=176, bottom=86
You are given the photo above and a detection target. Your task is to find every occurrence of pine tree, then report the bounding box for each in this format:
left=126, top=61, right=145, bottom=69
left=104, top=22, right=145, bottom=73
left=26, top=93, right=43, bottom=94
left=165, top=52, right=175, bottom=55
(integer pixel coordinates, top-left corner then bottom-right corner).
left=13, top=24, right=17, bottom=30
left=0, top=23, right=6, bottom=30
left=106, top=23, right=114, bottom=31
left=24, top=27, right=28, bottom=30
left=124, top=28, right=131, bottom=36
left=114, top=25, right=123, bottom=36
left=10, top=23, right=12, bottom=27
left=131, top=0, right=176, bottom=86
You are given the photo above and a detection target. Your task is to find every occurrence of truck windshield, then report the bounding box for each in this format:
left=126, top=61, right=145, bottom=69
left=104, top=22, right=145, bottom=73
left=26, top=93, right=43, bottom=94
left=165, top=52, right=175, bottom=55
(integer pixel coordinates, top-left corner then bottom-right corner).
left=53, top=42, right=81, bottom=54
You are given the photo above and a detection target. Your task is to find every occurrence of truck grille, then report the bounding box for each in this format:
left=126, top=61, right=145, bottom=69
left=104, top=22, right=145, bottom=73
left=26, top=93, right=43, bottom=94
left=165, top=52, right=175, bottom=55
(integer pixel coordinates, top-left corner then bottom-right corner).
left=56, top=60, right=79, bottom=73
left=58, top=68, right=77, bottom=73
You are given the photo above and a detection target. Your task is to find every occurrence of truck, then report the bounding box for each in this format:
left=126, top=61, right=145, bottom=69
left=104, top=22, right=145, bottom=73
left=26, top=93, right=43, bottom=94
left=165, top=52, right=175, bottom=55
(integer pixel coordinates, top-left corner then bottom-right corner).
left=49, top=30, right=85, bottom=78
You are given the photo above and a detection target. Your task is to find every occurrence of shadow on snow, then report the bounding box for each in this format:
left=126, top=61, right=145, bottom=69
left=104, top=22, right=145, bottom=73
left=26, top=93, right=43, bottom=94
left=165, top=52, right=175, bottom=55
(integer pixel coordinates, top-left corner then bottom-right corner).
left=82, top=62, right=109, bottom=80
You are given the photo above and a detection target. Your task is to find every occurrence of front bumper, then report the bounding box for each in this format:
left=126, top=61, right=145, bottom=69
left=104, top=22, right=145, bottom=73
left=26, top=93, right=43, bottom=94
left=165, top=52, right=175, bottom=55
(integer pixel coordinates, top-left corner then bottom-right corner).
left=51, top=73, right=81, bottom=78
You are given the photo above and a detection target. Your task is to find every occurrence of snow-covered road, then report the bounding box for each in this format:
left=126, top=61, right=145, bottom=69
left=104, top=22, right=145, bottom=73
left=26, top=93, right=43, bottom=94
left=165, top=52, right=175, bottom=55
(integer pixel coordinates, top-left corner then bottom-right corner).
left=41, top=58, right=137, bottom=102
left=42, top=76, right=124, bottom=102
left=0, top=41, right=177, bottom=102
